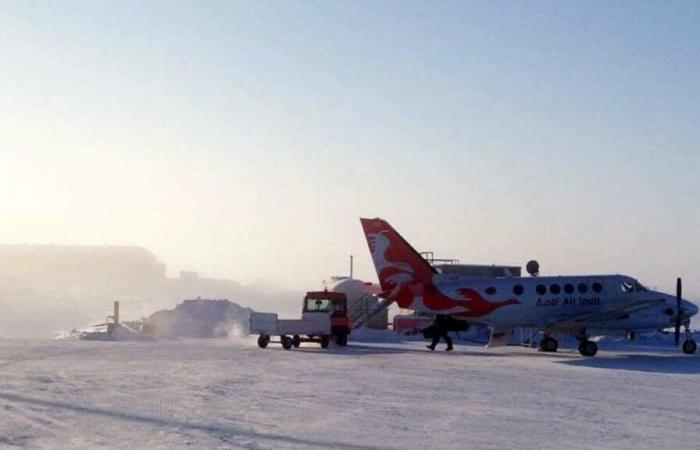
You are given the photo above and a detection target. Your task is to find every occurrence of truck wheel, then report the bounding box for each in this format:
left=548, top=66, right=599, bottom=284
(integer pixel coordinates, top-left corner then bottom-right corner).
left=336, top=333, right=348, bottom=346
left=292, top=335, right=301, bottom=348
left=257, top=335, right=269, bottom=348
left=281, top=336, right=293, bottom=350
left=320, top=335, right=330, bottom=349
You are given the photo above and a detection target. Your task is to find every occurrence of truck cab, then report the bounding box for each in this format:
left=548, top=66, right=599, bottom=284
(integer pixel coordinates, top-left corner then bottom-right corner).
left=303, top=291, right=352, bottom=345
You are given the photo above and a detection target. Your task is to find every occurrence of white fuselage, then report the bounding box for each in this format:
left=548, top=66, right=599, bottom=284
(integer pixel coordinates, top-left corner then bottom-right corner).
left=410, top=273, right=697, bottom=333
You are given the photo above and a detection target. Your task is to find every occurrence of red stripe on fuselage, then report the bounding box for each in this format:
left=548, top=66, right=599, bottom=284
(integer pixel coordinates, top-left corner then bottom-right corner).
left=393, top=283, right=520, bottom=318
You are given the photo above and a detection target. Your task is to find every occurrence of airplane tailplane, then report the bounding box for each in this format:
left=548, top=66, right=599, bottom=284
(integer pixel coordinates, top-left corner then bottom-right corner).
left=360, top=218, right=436, bottom=292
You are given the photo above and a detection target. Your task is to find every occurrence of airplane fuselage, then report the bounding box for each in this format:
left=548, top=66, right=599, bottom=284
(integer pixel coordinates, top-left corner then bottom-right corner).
left=405, top=273, right=696, bottom=334
left=360, top=217, right=699, bottom=355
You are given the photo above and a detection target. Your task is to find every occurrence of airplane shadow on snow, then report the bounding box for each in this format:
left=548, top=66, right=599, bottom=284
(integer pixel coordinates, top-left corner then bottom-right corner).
left=556, top=353, right=700, bottom=374
left=294, top=343, right=511, bottom=357
left=0, top=391, right=383, bottom=450
left=295, top=344, right=700, bottom=373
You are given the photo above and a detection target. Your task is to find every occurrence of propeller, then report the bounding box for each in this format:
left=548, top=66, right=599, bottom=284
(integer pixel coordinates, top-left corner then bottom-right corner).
left=675, top=277, right=682, bottom=346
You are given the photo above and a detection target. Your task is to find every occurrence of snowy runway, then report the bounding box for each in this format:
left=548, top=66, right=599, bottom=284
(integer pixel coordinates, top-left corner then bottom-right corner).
left=1, top=338, right=699, bottom=449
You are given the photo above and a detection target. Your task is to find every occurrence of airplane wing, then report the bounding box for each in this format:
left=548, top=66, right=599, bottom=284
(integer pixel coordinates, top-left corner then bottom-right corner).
left=547, top=298, right=665, bottom=328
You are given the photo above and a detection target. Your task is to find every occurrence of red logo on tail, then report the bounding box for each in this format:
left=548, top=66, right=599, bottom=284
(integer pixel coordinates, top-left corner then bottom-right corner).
left=361, top=218, right=434, bottom=291
left=361, top=217, right=520, bottom=318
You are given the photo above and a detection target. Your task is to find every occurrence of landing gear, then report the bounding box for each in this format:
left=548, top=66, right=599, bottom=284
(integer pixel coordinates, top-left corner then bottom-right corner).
left=578, top=340, right=598, bottom=357
left=682, top=340, right=697, bottom=354
left=539, top=336, right=558, bottom=352
left=681, top=321, right=696, bottom=354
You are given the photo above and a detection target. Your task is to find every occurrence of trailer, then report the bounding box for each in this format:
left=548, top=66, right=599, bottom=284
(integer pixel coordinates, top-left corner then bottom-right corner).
left=250, top=291, right=352, bottom=350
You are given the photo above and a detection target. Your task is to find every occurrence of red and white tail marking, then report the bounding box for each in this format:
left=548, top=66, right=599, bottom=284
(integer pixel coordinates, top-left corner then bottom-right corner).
left=360, top=218, right=435, bottom=292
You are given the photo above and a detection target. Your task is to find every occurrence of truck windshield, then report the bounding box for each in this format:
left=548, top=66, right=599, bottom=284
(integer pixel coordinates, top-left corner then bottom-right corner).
left=305, top=299, right=335, bottom=312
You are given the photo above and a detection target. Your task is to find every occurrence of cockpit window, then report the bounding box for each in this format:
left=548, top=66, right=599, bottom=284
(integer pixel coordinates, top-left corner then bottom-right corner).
left=620, top=280, right=649, bottom=292
left=621, top=281, right=648, bottom=293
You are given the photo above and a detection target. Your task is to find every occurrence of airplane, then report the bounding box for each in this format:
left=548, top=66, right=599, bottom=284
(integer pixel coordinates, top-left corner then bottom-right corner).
left=360, top=217, right=699, bottom=356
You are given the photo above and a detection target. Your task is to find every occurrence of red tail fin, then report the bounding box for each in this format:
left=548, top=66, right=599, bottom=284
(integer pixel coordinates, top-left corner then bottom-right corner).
left=360, top=218, right=436, bottom=291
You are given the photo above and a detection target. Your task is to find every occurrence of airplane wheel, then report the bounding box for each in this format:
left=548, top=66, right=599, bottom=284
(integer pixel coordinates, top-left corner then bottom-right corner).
left=281, top=336, right=293, bottom=350
left=292, top=335, right=301, bottom=348
left=320, top=335, right=330, bottom=349
left=578, top=340, right=598, bottom=357
left=682, top=339, right=697, bottom=355
left=540, top=337, right=558, bottom=352
left=257, top=335, right=269, bottom=348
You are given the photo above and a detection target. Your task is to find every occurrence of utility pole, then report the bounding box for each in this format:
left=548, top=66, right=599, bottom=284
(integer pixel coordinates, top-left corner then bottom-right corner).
left=113, top=301, right=120, bottom=325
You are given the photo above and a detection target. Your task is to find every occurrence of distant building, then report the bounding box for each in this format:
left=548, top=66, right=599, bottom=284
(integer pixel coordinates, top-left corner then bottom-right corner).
left=179, top=270, right=199, bottom=281
left=0, top=245, right=170, bottom=306
left=0, top=245, right=166, bottom=282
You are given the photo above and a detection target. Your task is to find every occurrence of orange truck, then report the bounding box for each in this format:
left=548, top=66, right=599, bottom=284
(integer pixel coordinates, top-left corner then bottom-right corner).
left=250, top=290, right=352, bottom=349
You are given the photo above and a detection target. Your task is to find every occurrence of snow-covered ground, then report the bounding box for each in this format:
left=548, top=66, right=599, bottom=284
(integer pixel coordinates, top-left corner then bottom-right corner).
left=1, top=337, right=699, bottom=449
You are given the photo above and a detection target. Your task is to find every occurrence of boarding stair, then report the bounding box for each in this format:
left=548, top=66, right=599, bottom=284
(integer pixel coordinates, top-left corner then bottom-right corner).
left=348, top=294, right=394, bottom=329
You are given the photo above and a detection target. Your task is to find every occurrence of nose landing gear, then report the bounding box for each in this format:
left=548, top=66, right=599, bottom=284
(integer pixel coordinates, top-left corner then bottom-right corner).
left=682, top=321, right=697, bottom=355
left=675, top=278, right=697, bottom=355
left=682, top=340, right=697, bottom=354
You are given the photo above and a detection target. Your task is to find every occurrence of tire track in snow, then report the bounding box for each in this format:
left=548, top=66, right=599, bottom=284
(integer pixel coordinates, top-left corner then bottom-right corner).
left=0, top=347, right=101, bottom=371
left=0, top=391, right=385, bottom=450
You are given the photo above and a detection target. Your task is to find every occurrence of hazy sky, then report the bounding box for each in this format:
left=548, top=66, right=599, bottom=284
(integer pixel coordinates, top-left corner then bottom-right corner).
left=1, top=1, right=699, bottom=295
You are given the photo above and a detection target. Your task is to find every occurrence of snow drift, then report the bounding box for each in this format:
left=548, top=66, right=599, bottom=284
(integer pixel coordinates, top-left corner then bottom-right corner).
left=145, top=299, right=252, bottom=339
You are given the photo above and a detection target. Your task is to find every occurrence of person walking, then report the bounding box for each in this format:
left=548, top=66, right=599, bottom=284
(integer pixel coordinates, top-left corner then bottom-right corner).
left=426, top=315, right=453, bottom=351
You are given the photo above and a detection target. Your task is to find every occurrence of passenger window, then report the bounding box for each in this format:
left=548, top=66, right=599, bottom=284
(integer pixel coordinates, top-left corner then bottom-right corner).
left=485, top=287, right=497, bottom=295
left=513, top=285, right=524, bottom=295
left=564, top=284, right=574, bottom=294
left=550, top=284, right=561, bottom=295
left=536, top=284, right=546, bottom=295
left=578, top=283, right=588, bottom=294
left=592, top=282, right=603, bottom=293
